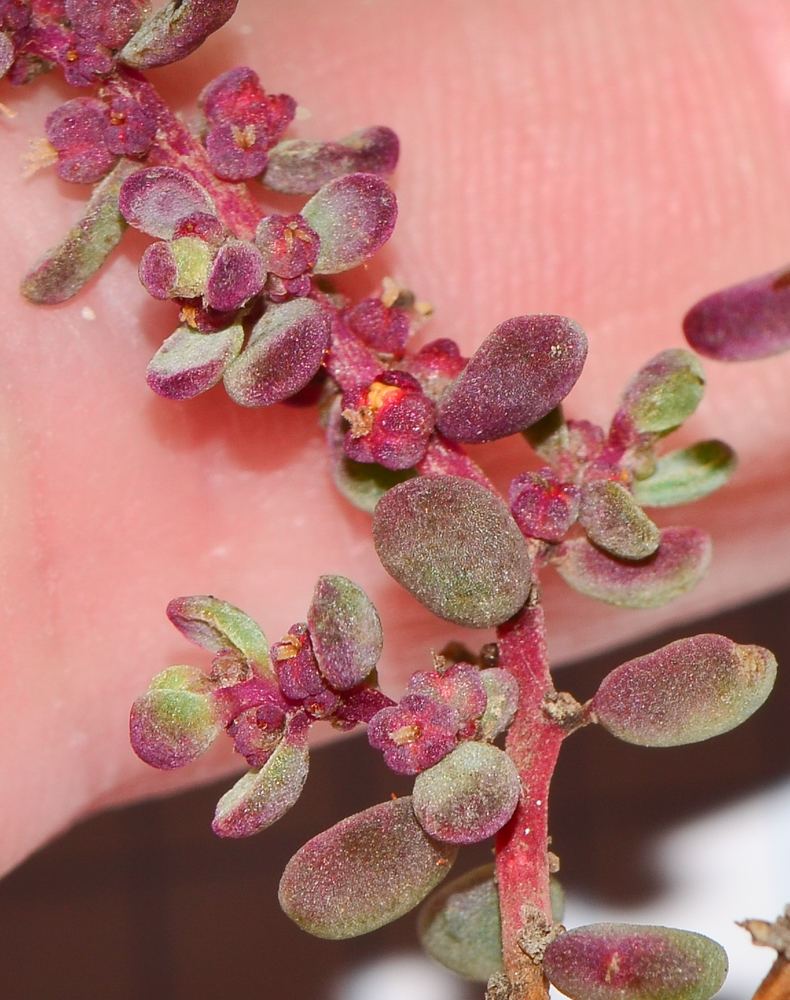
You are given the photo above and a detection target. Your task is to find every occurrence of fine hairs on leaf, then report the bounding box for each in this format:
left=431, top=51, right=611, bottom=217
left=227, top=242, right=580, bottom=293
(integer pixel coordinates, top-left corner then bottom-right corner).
left=6, top=3, right=787, bottom=999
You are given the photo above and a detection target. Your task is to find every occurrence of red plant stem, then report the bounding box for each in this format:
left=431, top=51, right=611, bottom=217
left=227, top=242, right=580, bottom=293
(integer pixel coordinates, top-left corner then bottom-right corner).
left=495, top=603, right=569, bottom=1000
left=111, top=66, right=265, bottom=239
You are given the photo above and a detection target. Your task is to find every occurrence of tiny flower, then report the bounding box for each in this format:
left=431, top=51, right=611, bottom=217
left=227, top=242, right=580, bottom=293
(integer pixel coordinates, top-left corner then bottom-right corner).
left=342, top=370, right=435, bottom=471
left=405, top=338, right=467, bottom=400
left=103, top=94, right=157, bottom=156
left=405, top=662, right=487, bottom=735
left=272, top=624, right=340, bottom=719
left=65, top=0, right=147, bottom=51
left=45, top=97, right=116, bottom=183
left=227, top=701, right=286, bottom=767
left=254, top=213, right=320, bottom=279
left=57, top=32, right=114, bottom=87
left=346, top=296, right=409, bottom=356
left=509, top=468, right=581, bottom=542
left=367, top=693, right=460, bottom=775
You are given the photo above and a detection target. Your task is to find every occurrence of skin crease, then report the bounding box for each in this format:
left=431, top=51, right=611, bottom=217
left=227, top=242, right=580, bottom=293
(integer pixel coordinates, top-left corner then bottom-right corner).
left=0, top=0, right=789, bottom=876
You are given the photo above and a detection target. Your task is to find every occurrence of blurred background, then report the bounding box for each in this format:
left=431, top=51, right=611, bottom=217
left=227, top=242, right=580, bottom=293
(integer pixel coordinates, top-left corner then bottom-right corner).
left=1, top=587, right=789, bottom=999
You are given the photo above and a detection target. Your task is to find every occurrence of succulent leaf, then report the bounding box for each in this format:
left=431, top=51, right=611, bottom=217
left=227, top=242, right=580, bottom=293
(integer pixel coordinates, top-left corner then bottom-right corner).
left=21, top=159, right=137, bottom=304
left=619, top=350, right=705, bottom=435
left=223, top=298, right=332, bottom=407
left=553, top=527, right=711, bottom=609
left=591, top=634, right=776, bottom=747
left=412, top=741, right=520, bottom=844
left=278, top=797, right=457, bottom=939
left=307, top=575, right=383, bottom=690
left=166, top=596, right=272, bottom=676
left=683, top=267, right=790, bottom=361
left=119, top=167, right=216, bottom=240
left=204, top=239, right=265, bottom=312
left=479, top=669, right=520, bottom=740
left=302, top=173, right=397, bottom=274
left=130, top=664, right=223, bottom=769
left=263, top=126, right=400, bottom=195
left=146, top=324, right=244, bottom=400
left=543, top=923, right=728, bottom=1000
left=632, top=441, right=737, bottom=507
left=418, top=864, right=504, bottom=981
left=436, top=316, right=588, bottom=444
left=373, top=476, right=533, bottom=628
left=118, top=0, right=238, bottom=69
left=579, top=481, right=660, bottom=560
left=212, top=719, right=309, bottom=837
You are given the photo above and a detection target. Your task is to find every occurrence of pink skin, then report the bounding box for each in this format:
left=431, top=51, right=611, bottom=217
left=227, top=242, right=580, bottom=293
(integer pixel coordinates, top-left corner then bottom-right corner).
left=1, top=0, right=790, bottom=877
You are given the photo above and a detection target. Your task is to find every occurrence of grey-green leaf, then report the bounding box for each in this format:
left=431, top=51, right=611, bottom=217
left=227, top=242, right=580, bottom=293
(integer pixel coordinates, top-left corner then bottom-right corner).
left=579, top=481, right=660, bottom=560
left=592, top=633, right=776, bottom=747
left=373, top=476, right=532, bottom=628
left=633, top=441, right=737, bottom=507
left=619, top=350, right=706, bottom=434
left=279, top=797, right=457, bottom=939
left=418, top=864, right=504, bottom=981
left=21, top=159, right=137, bottom=304
left=307, top=575, right=383, bottom=690
left=166, top=596, right=272, bottom=677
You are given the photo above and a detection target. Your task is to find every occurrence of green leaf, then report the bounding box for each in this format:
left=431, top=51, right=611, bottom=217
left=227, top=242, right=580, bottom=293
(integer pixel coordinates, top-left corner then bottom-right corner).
left=478, top=669, right=519, bottom=740
left=579, top=481, right=660, bottom=560
left=21, top=159, right=137, bottom=304
left=553, top=527, right=711, bottom=609
left=166, top=596, right=272, bottom=677
left=373, top=475, right=533, bottom=628
left=307, top=575, right=383, bottom=690
left=619, top=350, right=705, bottom=434
left=278, top=797, right=457, bottom=939
left=633, top=441, right=737, bottom=507
left=592, top=633, right=776, bottom=747
left=418, top=864, right=504, bottom=981
left=544, top=923, right=728, bottom=1000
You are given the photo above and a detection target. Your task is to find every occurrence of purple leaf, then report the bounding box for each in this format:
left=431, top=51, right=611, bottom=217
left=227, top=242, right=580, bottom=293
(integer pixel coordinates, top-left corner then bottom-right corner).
left=683, top=267, right=790, bottom=361
left=117, top=0, right=238, bottom=69
left=302, top=173, right=397, bottom=274
left=543, top=924, right=728, bottom=1000
left=412, top=741, right=520, bottom=844
left=592, top=634, right=776, bottom=747
left=146, top=324, right=244, bottom=400
left=130, top=665, right=224, bottom=770
left=553, top=526, right=711, bottom=608
left=418, top=864, right=503, bottom=981
left=21, top=159, right=136, bottom=304
left=119, top=166, right=216, bottom=239
left=436, top=315, right=588, bottom=444
left=212, top=717, right=309, bottom=838
left=307, top=575, right=383, bottom=691
left=223, top=299, right=332, bottom=407
left=373, top=476, right=533, bottom=628
left=204, top=239, right=265, bottom=312
left=263, top=126, right=400, bottom=195
left=278, top=797, right=457, bottom=939
left=166, top=595, right=272, bottom=677
left=139, top=237, right=214, bottom=300
left=578, top=480, right=660, bottom=560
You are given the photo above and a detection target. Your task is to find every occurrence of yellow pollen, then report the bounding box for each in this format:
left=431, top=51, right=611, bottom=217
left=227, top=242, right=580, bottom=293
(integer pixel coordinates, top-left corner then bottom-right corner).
left=274, top=635, right=301, bottom=660
left=231, top=123, right=257, bottom=149
left=65, top=49, right=79, bottom=62
left=390, top=724, right=420, bottom=746
left=367, top=380, right=400, bottom=411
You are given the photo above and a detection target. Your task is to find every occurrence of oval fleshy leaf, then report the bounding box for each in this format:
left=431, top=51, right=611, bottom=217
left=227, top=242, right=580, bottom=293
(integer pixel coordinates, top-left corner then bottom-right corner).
left=166, top=596, right=272, bottom=676
left=683, top=267, right=790, bottom=361
left=117, top=0, right=238, bottom=69
left=619, top=350, right=705, bottom=435
left=204, top=239, right=265, bottom=312
left=553, top=527, right=711, bottom=609
left=278, top=797, right=457, bottom=939
left=591, top=634, right=776, bottom=747
left=412, top=742, right=520, bottom=844
left=223, top=298, right=331, bottom=407
left=146, top=324, right=244, bottom=400
left=140, top=236, right=213, bottom=300
left=373, top=476, right=533, bottom=628
left=262, top=126, right=400, bottom=195
left=212, top=720, right=309, bottom=837
left=632, top=441, right=737, bottom=508
left=436, top=316, right=588, bottom=444
left=21, top=159, right=137, bottom=305
left=579, top=481, right=660, bottom=560
left=418, top=864, right=504, bottom=981
left=479, top=669, right=519, bottom=741
left=543, top=924, right=728, bottom=1000
left=119, top=167, right=216, bottom=239
left=307, top=575, right=383, bottom=690
left=130, top=665, right=223, bottom=769
left=302, top=173, right=397, bottom=274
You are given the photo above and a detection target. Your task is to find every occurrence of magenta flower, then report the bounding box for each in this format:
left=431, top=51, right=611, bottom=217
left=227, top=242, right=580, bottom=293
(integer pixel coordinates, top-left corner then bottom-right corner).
left=367, top=694, right=460, bottom=775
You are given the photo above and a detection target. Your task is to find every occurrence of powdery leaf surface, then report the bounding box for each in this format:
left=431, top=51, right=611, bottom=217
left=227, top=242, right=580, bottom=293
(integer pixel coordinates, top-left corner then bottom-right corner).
left=418, top=863, right=503, bottom=981
left=373, top=476, right=532, bottom=628
left=543, top=923, right=728, bottom=1000
left=119, top=167, right=216, bottom=240
left=619, top=350, right=705, bottom=434
left=278, top=796, right=457, bottom=939
left=307, top=575, right=383, bottom=690
left=118, top=0, right=238, bottom=69
left=412, top=741, right=520, bottom=844
left=146, top=324, right=244, bottom=400
left=578, top=481, right=660, bottom=560
left=436, top=315, right=588, bottom=444
left=632, top=441, right=736, bottom=508
left=166, top=595, right=272, bottom=676
left=591, top=633, right=776, bottom=747
left=553, top=527, right=711, bottom=609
